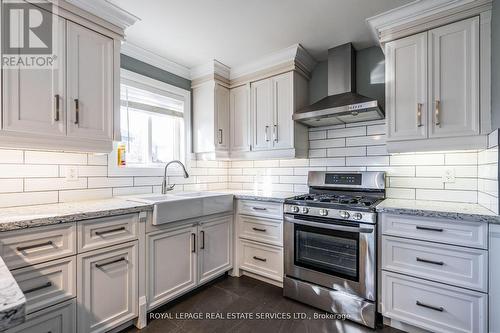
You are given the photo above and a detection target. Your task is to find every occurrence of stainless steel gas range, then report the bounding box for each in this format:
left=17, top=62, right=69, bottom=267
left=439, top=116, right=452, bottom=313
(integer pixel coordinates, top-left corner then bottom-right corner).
left=283, top=171, right=385, bottom=328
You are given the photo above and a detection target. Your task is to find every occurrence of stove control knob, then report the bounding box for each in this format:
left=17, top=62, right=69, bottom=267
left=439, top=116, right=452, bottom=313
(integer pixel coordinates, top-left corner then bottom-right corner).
left=301, top=207, right=309, bottom=214
left=339, top=211, right=350, bottom=219
left=353, top=213, right=363, bottom=220
left=319, top=209, right=328, bottom=216
left=291, top=206, right=300, bottom=213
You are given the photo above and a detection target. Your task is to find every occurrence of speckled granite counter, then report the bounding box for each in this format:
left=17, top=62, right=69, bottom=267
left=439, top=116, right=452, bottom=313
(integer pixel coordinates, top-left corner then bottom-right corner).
left=376, top=198, right=500, bottom=224
left=211, top=190, right=297, bottom=203
left=0, top=256, right=25, bottom=331
left=0, top=198, right=153, bottom=232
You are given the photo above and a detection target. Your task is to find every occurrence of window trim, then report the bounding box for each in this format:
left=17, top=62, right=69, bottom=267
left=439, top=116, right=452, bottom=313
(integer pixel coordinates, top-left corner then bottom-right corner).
left=108, top=69, right=192, bottom=177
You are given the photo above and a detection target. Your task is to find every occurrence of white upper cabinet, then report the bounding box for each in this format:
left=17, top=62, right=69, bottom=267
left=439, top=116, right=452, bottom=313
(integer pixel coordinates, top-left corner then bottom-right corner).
left=230, top=84, right=251, bottom=152
left=2, top=11, right=66, bottom=137
left=251, top=78, right=273, bottom=151
left=272, top=72, right=294, bottom=150
left=66, top=22, right=113, bottom=141
left=385, top=32, right=427, bottom=141
left=384, top=16, right=486, bottom=152
left=215, top=84, right=230, bottom=151
left=428, top=17, right=479, bottom=138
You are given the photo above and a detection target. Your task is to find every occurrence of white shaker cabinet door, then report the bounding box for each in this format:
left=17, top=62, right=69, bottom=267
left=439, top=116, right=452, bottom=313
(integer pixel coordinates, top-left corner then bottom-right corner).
left=77, top=242, right=138, bottom=333
left=66, top=21, right=113, bottom=140
left=428, top=16, right=480, bottom=138
left=198, top=215, right=232, bottom=284
left=2, top=13, right=66, bottom=136
left=272, top=72, right=294, bottom=150
left=490, top=224, right=500, bottom=333
left=385, top=32, right=428, bottom=141
left=230, top=84, right=251, bottom=152
left=215, top=84, right=230, bottom=151
left=251, top=78, right=273, bottom=151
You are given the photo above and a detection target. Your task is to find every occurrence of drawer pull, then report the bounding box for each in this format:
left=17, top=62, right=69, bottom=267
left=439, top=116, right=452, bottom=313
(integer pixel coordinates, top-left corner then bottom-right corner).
left=95, top=226, right=126, bottom=236
left=200, top=231, right=205, bottom=250
left=416, top=300, right=444, bottom=312
left=252, top=227, right=267, bottom=232
left=416, top=226, right=443, bottom=232
left=252, top=207, right=268, bottom=211
left=416, top=257, right=444, bottom=266
left=253, top=256, right=267, bottom=262
left=23, top=282, right=52, bottom=294
left=95, top=257, right=127, bottom=269
left=17, top=241, right=54, bottom=252
left=191, top=233, right=196, bottom=253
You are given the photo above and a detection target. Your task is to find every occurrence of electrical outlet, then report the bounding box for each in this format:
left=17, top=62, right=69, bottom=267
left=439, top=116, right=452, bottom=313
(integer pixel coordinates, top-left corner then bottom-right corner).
left=442, top=168, right=455, bottom=183
left=65, top=167, right=79, bottom=181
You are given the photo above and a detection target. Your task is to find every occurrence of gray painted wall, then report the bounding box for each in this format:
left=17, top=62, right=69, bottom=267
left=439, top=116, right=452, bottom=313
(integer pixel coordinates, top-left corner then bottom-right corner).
left=120, top=54, right=191, bottom=91
left=308, top=46, right=385, bottom=109
left=492, top=0, right=500, bottom=128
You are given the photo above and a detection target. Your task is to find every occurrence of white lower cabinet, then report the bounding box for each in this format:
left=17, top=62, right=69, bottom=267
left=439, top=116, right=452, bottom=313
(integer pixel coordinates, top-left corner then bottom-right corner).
left=77, top=241, right=138, bottom=333
left=238, top=239, right=283, bottom=282
left=147, top=223, right=198, bottom=310
left=6, top=298, right=76, bottom=333
left=146, top=214, right=233, bottom=311
left=490, top=224, right=500, bottom=333
left=198, top=215, right=232, bottom=284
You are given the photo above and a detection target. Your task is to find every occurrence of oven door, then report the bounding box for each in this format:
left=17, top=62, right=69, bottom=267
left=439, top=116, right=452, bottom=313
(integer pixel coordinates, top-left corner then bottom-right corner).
left=284, top=214, right=375, bottom=301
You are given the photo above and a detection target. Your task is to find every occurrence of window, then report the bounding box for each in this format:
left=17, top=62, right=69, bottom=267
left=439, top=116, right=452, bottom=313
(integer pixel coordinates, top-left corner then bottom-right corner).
left=119, top=71, right=189, bottom=167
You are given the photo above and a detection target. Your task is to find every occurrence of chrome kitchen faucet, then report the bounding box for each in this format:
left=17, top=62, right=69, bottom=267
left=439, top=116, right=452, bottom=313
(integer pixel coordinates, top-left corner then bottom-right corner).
left=162, top=160, right=189, bottom=194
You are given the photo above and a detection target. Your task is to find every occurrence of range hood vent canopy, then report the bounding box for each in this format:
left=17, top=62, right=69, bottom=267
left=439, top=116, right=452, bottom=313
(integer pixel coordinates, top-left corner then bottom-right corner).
left=293, top=43, right=384, bottom=127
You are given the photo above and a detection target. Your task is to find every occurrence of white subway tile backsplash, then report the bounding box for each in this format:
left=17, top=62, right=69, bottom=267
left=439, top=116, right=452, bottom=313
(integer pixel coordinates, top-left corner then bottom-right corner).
left=112, top=186, right=152, bottom=196
left=366, top=145, right=388, bottom=156
left=416, top=165, right=477, bottom=178
left=0, top=150, right=23, bottom=164
left=59, top=188, right=112, bottom=202
left=309, top=131, right=326, bottom=140
left=309, top=158, right=344, bottom=167
left=367, top=124, right=386, bottom=135
left=327, top=127, right=366, bottom=138
left=346, top=156, right=389, bottom=166
left=253, top=160, right=280, bottom=168
left=87, top=154, right=108, bottom=166
left=0, top=191, right=58, bottom=208
left=386, top=188, right=415, bottom=200
left=279, top=159, right=309, bottom=167
left=60, top=165, right=107, bottom=177
left=327, top=147, right=366, bottom=157
left=293, top=167, right=326, bottom=176
left=25, top=178, right=87, bottom=191
left=445, top=152, right=478, bottom=165
left=133, top=177, right=163, bottom=186
left=346, top=135, right=386, bottom=147
left=0, top=179, right=23, bottom=193
left=279, top=176, right=308, bottom=184
left=88, top=177, right=133, bottom=188
left=366, top=166, right=415, bottom=177
left=308, top=149, right=327, bottom=158
left=0, top=164, right=58, bottom=178
left=391, top=153, right=445, bottom=166
left=416, top=189, right=477, bottom=203
left=25, top=151, right=87, bottom=165
left=309, top=138, right=345, bottom=149
left=390, top=177, right=443, bottom=189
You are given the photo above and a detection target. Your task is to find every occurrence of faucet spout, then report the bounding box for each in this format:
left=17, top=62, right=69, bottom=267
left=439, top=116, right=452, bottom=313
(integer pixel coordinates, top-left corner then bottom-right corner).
left=162, top=160, right=189, bottom=194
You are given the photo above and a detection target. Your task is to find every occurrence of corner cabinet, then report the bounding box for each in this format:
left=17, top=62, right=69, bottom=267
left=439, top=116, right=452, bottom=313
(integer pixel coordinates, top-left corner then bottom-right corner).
left=0, top=1, right=121, bottom=153
left=385, top=16, right=487, bottom=152
left=192, top=70, right=309, bottom=160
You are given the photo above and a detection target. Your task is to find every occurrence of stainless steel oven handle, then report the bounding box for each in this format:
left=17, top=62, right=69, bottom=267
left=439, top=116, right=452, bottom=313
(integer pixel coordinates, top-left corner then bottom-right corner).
left=285, top=216, right=374, bottom=233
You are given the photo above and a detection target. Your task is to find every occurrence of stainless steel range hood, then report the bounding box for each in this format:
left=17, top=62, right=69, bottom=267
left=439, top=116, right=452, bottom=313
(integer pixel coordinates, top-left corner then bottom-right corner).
left=293, top=43, right=384, bottom=127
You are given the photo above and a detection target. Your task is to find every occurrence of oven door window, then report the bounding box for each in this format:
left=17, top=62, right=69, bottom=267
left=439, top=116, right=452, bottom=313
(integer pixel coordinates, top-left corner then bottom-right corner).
left=294, top=224, right=359, bottom=281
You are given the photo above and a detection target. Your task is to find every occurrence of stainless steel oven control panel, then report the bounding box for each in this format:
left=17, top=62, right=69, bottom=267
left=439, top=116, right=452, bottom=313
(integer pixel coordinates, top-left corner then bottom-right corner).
left=283, top=204, right=376, bottom=224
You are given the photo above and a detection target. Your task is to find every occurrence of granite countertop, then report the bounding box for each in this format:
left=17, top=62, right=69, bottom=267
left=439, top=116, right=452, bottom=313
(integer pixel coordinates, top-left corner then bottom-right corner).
left=212, top=190, right=297, bottom=203
left=0, top=257, right=25, bottom=331
left=0, top=198, right=153, bottom=232
left=376, top=198, right=500, bottom=224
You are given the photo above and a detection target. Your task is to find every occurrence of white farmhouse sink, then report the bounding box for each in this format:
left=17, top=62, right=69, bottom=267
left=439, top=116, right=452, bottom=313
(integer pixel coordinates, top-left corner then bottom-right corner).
left=125, top=192, right=233, bottom=225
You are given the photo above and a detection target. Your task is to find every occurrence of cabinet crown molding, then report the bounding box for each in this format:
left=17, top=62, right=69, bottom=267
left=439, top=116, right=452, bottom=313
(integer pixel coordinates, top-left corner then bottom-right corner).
left=367, top=0, right=493, bottom=44
left=64, top=0, right=140, bottom=30
left=191, top=60, right=231, bottom=81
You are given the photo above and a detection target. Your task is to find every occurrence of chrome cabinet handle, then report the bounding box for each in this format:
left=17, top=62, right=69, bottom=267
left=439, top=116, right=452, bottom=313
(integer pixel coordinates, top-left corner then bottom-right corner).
left=416, top=257, right=444, bottom=266
left=416, top=300, right=444, bottom=312
left=416, top=225, right=443, bottom=232
left=17, top=241, right=53, bottom=252
left=253, top=256, right=267, bottom=262
left=23, top=282, right=52, bottom=294
left=265, top=126, right=270, bottom=142
left=74, top=99, right=80, bottom=125
left=54, top=94, right=60, bottom=122
left=200, top=230, right=205, bottom=249
left=435, top=100, right=441, bottom=127
left=95, top=257, right=126, bottom=269
left=273, top=125, right=278, bottom=142
left=417, top=103, right=423, bottom=127
left=191, top=233, right=196, bottom=253
left=218, top=129, right=223, bottom=144
left=95, top=227, right=126, bottom=236
left=252, top=227, right=267, bottom=232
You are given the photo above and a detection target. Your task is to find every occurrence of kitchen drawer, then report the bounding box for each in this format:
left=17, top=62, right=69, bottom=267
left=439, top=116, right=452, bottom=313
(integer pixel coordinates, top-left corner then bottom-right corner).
left=239, top=239, right=283, bottom=282
left=238, top=215, right=282, bottom=246
left=382, top=236, right=487, bottom=292
left=77, top=213, right=139, bottom=253
left=381, top=213, right=487, bottom=249
left=0, top=223, right=77, bottom=269
left=237, top=200, right=283, bottom=219
left=382, top=272, right=487, bottom=333
left=12, top=256, right=76, bottom=314
left=5, top=298, right=76, bottom=333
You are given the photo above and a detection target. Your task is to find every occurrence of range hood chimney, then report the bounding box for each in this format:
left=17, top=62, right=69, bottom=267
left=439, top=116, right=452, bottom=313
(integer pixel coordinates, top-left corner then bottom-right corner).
left=293, top=43, right=384, bottom=127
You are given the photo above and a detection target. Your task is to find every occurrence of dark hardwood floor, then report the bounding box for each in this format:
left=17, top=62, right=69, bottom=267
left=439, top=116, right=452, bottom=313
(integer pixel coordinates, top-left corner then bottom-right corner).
left=122, top=275, right=403, bottom=333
